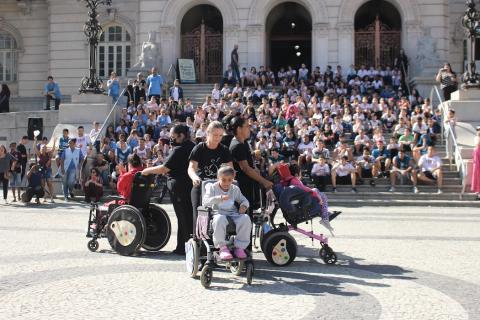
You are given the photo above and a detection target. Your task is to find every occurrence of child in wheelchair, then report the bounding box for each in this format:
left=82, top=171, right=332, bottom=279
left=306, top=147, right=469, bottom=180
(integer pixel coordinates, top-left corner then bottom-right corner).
left=271, top=163, right=340, bottom=233
left=202, top=166, right=251, bottom=260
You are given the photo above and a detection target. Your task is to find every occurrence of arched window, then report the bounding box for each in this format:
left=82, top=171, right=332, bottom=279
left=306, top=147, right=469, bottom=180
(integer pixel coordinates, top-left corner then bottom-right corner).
left=98, top=25, right=131, bottom=78
left=0, top=31, right=18, bottom=82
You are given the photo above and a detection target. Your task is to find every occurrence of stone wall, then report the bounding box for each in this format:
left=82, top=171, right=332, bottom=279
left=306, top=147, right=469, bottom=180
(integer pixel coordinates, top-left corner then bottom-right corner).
left=0, top=0, right=468, bottom=98
left=0, top=110, right=58, bottom=145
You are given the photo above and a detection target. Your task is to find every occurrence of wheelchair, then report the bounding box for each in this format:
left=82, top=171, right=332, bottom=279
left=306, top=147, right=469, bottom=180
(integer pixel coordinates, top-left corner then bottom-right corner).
left=185, top=180, right=254, bottom=288
left=86, top=173, right=171, bottom=256
left=252, top=187, right=340, bottom=267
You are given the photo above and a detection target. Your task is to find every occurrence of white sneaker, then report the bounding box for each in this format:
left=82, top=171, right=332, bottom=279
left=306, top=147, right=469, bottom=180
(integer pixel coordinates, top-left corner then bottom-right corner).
left=413, top=186, right=419, bottom=194
left=389, top=187, right=395, bottom=192
left=64, top=197, right=69, bottom=202
left=437, top=189, right=443, bottom=194
left=3, top=199, right=7, bottom=204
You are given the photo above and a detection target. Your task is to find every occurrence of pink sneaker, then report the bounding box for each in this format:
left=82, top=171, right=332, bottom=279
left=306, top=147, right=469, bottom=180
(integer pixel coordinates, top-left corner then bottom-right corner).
left=234, top=248, right=247, bottom=259
left=219, top=246, right=233, bottom=260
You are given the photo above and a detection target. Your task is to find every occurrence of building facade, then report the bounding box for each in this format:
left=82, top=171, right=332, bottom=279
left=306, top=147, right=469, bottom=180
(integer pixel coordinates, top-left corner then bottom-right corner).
left=0, top=0, right=467, bottom=97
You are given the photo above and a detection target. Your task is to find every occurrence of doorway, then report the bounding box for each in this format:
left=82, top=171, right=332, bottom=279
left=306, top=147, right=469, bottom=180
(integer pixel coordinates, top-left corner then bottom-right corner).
left=354, top=0, right=402, bottom=68
left=181, top=5, right=223, bottom=83
left=266, top=2, right=312, bottom=72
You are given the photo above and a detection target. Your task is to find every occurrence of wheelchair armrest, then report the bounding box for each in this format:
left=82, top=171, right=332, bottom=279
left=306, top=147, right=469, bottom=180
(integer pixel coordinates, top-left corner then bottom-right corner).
left=104, top=195, right=126, bottom=202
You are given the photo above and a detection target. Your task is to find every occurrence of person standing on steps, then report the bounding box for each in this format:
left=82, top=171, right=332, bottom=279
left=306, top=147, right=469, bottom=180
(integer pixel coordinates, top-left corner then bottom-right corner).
left=146, top=67, right=164, bottom=105
left=142, top=124, right=195, bottom=255
left=231, top=44, right=241, bottom=85
left=0, top=84, right=10, bottom=113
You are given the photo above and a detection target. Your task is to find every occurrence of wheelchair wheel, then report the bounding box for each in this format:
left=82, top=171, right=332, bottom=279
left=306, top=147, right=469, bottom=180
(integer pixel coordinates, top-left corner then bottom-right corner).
left=87, top=239, right=99, bottom=252
left=319, top=246, right=337, bottom=265
left=263, top=232, right=297, bottom=267
left=200, top=265, right=213, bottom=288
left=185, top=238, right=200, bottom=278
left=106, top=205, right=146, bottom=256
left=229, top=260, right=244, bottom=276
left=142, top=204, right=172, bottom=251
left=246, top=262, right=254, bottom=286
left=260, top=227, right=277, bottom=253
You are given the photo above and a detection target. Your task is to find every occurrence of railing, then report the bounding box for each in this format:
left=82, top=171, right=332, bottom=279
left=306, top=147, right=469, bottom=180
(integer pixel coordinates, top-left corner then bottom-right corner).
left=91, top=88, right=126, bottom=145
left=429, top=85, right=468, bottom=198
left=163, top=63, right=177, bottom=98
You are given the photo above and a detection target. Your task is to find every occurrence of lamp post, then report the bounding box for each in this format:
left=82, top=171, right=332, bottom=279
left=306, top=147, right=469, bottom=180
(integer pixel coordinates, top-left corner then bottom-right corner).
left=79, top=0, right=112, bottom=94
left=462, top=0, right=480, bottom=88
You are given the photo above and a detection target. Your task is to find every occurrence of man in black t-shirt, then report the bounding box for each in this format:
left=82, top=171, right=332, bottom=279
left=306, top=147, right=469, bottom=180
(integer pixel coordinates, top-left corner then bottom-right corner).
left=142, top=124, right=195, bottom=254
left=229, top=117, right=273, bottom=212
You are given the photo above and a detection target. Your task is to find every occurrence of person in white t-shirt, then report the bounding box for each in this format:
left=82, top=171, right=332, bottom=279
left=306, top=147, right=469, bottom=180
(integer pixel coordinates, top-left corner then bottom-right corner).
left=331, top=156, right=357, bottom=192
left=211, top=83, right=221, bottom=102
left=89, top=121, right=101, bottom=152
left=76, top=126, right=92, bottom=157
left=311, top=156, right=330, bottom=192
left=417, top=146, right=443, bottom=193
left=297, top=134, right=315, bottom=172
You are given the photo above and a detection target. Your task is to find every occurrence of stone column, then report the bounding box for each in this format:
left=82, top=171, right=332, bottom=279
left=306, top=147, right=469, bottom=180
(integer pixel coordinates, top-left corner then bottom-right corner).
left=404, top=21, right=423, bottom=77
left=337, top=23, right=355, bottom=69
left=224, top=24, right=240, bottom=71
left=246, top=24, right=264, bottom=68
left=158, top=26, right=176, bottom=76
left=312, top=23, right=329, bottom=69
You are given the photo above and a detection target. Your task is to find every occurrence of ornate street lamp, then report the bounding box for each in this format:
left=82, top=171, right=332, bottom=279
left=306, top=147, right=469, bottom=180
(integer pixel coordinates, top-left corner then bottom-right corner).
left=79, top=0, right=112, bottom=94
left=462, top=0, right=480, bottom=88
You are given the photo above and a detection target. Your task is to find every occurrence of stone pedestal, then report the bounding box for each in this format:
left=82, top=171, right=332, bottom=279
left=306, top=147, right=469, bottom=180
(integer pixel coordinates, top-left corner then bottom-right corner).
left=451, top=88, right=480, bottom=101
left=448, top=89, right=480, bottom=122
left=59, top=94, right=111, bottom=124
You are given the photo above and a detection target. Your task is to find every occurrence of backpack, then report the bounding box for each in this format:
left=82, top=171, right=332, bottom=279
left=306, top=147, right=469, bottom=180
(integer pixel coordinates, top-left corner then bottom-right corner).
left=278, top=186, right=322, bottom=226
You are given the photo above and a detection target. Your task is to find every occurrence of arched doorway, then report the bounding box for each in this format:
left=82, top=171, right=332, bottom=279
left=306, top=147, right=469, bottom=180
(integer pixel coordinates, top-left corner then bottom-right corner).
left=266, top=2, right=312, bottom=72
left=181, top=5, right=223, bottom=83
left=354, top=0, right=401, bottom=68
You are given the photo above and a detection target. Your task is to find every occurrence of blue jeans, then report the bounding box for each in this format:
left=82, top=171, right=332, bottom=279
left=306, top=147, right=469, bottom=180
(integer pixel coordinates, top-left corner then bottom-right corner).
left=62, top=169, right=76, bottom=198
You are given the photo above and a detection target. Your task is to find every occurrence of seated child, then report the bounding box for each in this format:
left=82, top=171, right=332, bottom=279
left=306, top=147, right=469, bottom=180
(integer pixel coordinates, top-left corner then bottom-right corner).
left=275, top=163, right=339, bottom=233
left=202, top=166, right=252, bottom=260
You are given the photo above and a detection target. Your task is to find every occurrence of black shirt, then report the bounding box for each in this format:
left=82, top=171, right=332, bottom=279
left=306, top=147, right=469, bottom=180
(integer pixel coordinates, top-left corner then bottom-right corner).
left=231, top=49, right=238, bottom=66
left=230, top=137, right=258, bottom=207
left=164, top=140, right=195, bottom=181
left=17, top=144, right=28, bottom=165
left=189, top=142, right=232, bottom=180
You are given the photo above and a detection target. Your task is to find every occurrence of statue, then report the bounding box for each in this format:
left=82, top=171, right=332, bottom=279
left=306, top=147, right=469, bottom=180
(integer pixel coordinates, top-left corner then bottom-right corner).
left=414, top=28, right=441, bottom=75
left=133, top=31, right=161, bottom=70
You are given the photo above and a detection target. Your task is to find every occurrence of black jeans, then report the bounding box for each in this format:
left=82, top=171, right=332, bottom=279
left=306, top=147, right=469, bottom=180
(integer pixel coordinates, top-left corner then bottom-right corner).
left=312, top=175, right=330, bottom=192
left=191, top=184, right=202, bottom=233
left=169, top=179, right=193, bottom=251
left=442, top=86, right=457, bottom=101
left=84, top=183, right=103, bottom=203
left=45, top=96, right=60, bottom=110
left=231, top=64, right=241, bottom=84
left=0, top=173, right=8, bottom=199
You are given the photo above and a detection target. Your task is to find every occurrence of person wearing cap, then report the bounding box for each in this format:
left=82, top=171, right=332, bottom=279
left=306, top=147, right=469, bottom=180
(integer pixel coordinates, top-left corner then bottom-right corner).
left=142, top=124, right=195, bottom=255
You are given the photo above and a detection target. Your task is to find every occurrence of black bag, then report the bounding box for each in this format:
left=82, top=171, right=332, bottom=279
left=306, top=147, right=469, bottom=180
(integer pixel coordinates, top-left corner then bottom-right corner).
left=278, top=186, right=322, bottom=225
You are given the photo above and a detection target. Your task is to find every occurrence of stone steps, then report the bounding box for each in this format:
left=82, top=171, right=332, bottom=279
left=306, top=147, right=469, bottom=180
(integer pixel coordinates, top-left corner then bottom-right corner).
left=181, top=84, right=215, bottom=105
left=10, top=96, right=72, bottom=112
left=326, top=198, right=479, bottom=208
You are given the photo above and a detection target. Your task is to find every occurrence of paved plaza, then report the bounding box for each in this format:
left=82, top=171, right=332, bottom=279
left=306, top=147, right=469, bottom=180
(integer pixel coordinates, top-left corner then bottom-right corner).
left=0, top=201, right=479, bottom=320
